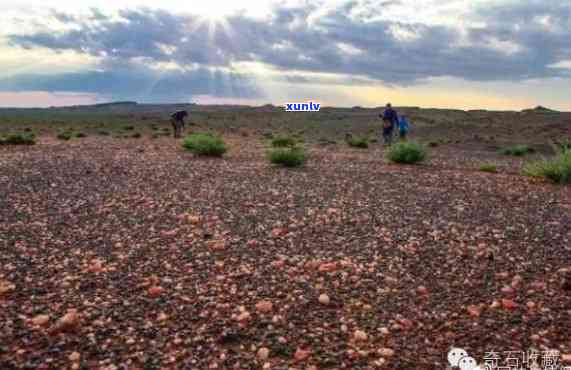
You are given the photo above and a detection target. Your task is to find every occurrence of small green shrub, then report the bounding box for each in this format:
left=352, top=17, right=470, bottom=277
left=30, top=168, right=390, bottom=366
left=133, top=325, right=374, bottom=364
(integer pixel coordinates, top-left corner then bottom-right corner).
left=131, top=132, right=142, bottom=138
left=346, top=136, right=369, bottom=149
left=523, top=149, right=571, bottom=184
left=428, top=141, right=439, bottom=147
left=182, top=133, right=227, bottom=157
left=318, top=138, right=336, bottom=146
left=269, top=147, right=307, bottom=167
left=123, top=125, right=135, bottom=131
left=75, top=132, right=87, bottom=138
left=479, top=164, right=498, bottom=173
left=500, top=145, right=534, bottom=156
left=0, top=133, right=36, bottom=145
left=387, top=141, right=427, bottom=164
left=271, top=136, right=296, bottom=148
left=554, top=140, right=571, bottom=152
left=57, top=131, right=73, bottom=141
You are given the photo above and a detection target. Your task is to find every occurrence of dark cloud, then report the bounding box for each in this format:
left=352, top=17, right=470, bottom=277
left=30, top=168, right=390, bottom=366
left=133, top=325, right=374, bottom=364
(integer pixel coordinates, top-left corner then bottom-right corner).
left=0, top=63, right=261, bottom=103
left=4, top=0, right=571, bottom=100
left=467, top=1, right=571, bottom=76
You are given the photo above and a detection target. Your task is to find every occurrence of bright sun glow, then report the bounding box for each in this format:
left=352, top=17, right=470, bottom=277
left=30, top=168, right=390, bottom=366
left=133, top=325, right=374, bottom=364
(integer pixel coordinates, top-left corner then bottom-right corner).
left=178, top=0, right=268, bottom=19
left=193, top=5, right=231, bottom=21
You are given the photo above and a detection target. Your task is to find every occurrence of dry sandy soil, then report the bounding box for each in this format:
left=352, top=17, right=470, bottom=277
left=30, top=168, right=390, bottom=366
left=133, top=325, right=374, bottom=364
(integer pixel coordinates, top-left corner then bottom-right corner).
left=1, top=105, right=570, bottom=369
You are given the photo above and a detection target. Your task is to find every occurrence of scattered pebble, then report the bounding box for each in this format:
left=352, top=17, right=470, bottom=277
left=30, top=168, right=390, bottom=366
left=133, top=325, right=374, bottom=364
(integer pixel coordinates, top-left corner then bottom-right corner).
left=68, top=352, right=81, bottom=362
left=378, top=348, right=395, bottom=358
left=31, top=314, right=50, bottom=327
left=353, top=330, right=368, bottom=342
left=255, top=300, right=273, bottom=313
left=318, top=293, right=331, bottom=305
left=257, top=347, right=270, bottom=361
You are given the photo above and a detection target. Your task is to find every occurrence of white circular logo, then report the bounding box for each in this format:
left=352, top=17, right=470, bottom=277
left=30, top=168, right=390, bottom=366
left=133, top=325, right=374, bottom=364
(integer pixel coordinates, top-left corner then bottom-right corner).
left=458, top=356, right=478, bottom=370
left=448, top=348, right=469, bottom=367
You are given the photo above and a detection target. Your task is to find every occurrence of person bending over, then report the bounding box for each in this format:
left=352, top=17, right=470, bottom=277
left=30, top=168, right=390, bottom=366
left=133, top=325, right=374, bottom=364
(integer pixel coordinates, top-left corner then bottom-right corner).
left=170, top=110, right=188, bottom=138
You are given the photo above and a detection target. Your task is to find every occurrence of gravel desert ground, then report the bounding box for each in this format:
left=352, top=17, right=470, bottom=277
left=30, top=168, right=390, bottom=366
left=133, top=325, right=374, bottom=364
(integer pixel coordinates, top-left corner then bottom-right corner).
left=1, top=104, right=570, bottom=369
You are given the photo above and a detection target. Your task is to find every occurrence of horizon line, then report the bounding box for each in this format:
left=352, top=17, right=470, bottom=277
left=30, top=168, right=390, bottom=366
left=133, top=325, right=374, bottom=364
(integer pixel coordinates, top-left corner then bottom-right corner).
left=0, top=101, right=566, bottom=113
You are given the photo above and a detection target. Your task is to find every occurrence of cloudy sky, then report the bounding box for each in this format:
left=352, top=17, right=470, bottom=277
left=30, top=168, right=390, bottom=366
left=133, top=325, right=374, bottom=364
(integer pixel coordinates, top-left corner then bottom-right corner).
left=0, top=0, right=570, bottom=110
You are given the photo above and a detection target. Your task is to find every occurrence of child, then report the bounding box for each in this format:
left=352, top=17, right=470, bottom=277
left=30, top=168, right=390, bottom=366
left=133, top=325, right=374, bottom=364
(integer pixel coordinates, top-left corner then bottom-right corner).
left=398, top=115, right=410, bottom=141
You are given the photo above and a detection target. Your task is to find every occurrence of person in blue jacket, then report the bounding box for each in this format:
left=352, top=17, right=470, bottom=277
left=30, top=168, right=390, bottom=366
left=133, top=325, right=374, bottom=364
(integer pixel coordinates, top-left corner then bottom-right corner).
left=380, top=103, right=398, bottom=145
left=397, top=115, right=410, bottom=141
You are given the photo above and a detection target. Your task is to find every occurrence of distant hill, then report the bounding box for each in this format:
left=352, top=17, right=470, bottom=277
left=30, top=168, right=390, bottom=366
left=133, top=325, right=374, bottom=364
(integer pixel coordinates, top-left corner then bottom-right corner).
left=49, top=101, right=196, bottom=114
left=49, top=101, right=137, bottom=109
left=521, top=105, right=559, bottom=114
left=92, top=101, right=138, bottom=108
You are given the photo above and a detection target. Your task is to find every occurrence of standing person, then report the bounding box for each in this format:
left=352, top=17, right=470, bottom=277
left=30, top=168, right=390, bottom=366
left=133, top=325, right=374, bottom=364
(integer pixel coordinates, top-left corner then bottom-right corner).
left=380, top=103, right=398, bottom=146
left=398, top=115, right=410, bottom=141
left=170, top=110, right=188, bottom=138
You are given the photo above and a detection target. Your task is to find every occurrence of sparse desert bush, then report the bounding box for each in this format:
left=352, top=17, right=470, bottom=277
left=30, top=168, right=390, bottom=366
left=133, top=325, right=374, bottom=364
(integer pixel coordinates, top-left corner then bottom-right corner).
left=152, top=131, right=170, bottom=139
left=318, top=138, right=336, bottom=146
left=75, top=132, right=87, bottom=138
left=123, top=125, right=135, bottom=131
left=554, top=140, right=571, bottom=152
left=131, top=132, right=142, bottom=138
left=98, top=131, right=110, bottom=136
left=269, top=147, right=307, bottom=167
left=479, top=164, right=498, bottom=173
left=57, top=131, right=73, bottom=141
left=523, top=149, right=571, bottom=184
left=500, top=145, right=534, bottom=156
left=387, top=141, right=427, bottom=164
left=271, top=136, right=296, bottom=148
left=346, top=136, right=369, bottom=149
left=182, top=133, right=227, bottom=156
left=428, top=141, right=439, bottom=147
left=0, top=133, right=36, bottom=145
